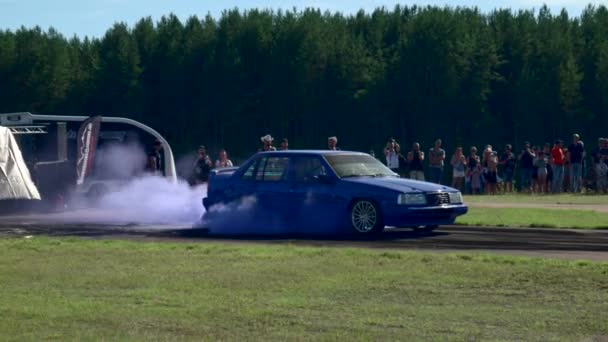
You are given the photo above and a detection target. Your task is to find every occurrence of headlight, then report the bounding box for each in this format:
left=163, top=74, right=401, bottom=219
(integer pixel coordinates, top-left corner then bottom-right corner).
left=397, top=193, right=427, bottom=205
left=449, top=192, right=463, bottom=204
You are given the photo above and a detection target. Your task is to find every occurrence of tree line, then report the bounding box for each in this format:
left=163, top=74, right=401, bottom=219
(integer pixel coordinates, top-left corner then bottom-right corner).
left=1, top=5, right=607, bottom=160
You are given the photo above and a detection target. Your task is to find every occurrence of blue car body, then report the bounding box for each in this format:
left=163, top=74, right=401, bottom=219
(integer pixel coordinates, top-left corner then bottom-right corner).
left=202, top=150, right=467, bottom=234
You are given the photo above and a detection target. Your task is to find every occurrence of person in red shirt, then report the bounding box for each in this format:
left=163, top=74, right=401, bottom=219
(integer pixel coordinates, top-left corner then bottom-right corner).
left=551, top=139, right=565, bottom=193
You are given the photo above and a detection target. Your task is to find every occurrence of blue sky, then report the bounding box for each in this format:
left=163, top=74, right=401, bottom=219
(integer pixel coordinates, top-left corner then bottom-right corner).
left=0, top=0, right=605, bottom=38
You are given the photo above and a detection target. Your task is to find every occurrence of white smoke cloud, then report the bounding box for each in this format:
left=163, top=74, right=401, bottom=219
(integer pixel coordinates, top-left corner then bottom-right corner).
left=94, top=176, right=207, bottom=225
left=61, top=143, right=207, bottom=227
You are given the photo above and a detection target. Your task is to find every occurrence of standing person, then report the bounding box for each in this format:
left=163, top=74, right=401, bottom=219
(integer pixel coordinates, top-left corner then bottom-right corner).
left=428, top=139, right=446, bottom=184
left=278, top=138, right=289, bottom=151
left=485, top=152, right=499, bottom=195
left=568, top=133, right=585, bottom=193
left=385, top=138, right=401, bottom=174
left=328, top=136, right=340, bottom=150
left=451, top=147, right=467, bottom=192
left=591, top=138, right=608, bottom=193
left=146, top=140, right=164, bottom=176
left=481, top=146, right=493, bottom=193
left=600, top=138, right=608, bottom=193
left=259, top=134, right=277, bottom=152
left=191, top=145, right=213, bottom=185
left=563, top=147, right=571, bottom=192
left=544, top=143, right=553, bottom=193
left=551, top=140, right=565, bottom=193
left=215, top=149, right=234, bottom=168
left=499, top=144, right=516, bottom=193
left=407, top=142, right=425, bottom=181
left=534, top=150, right=549, bottom=194
left=531, top=146, right=541, bottom=193
left=518, top=142, right=535, bottom=193
left=466, top=146, right=480, bottom=194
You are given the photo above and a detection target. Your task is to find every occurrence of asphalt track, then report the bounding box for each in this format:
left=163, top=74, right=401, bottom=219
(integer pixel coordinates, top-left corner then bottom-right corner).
left=1, top=211, right=608, bottom=261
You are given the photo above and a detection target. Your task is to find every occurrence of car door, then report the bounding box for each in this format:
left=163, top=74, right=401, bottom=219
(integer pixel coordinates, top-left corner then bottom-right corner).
left=288, top=156, right=345, bottom=232
left=253, top=156, right=295, bottom=229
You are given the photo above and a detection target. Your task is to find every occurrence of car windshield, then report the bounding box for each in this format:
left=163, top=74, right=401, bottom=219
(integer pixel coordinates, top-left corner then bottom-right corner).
left=324, top=154, right=397, bottom=178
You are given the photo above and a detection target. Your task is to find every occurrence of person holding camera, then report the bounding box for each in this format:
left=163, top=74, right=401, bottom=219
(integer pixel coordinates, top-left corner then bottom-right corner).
left=407, top=142, right=425, bottom=181
left=591, top=138, right=608, bottom=193
left=568, top=133, right=585, bottom=193
left=450, top=147, right=467, bottom=191
left=499, top=144, right=516, bottom=193
left=384, top=138, right=401, bottom=174
left=428, top=139, right=446, bottom=184
left=518, top=142, right=535, bottom=193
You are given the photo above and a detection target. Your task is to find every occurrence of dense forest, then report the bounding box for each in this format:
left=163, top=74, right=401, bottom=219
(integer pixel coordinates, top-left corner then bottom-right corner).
left=1, top=5, right=607, bottom=160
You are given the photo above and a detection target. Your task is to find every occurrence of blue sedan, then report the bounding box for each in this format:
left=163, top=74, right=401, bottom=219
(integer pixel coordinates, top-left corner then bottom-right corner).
left=202, top=150, right=467, bottom=235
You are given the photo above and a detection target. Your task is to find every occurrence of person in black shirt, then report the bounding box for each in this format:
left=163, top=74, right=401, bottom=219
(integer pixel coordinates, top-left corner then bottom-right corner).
left=518, top=142, right=535, bottom=192
left=591, top=138, right=608, bottom=193
left=191, top=145, right=212, bottom=185
left=499, top=144, right=516, bottom=193
left=146, top=140, right=164, bottom=176
left=407, top=142, right=425, bottom=181
left=568, top=133, right=585, bottom=193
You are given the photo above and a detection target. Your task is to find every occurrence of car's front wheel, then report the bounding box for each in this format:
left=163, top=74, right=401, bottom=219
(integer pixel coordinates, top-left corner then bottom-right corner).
left=349, top=200, right=384, bottom=235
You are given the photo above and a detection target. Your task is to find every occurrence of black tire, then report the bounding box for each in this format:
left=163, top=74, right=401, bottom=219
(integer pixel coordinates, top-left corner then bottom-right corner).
left=86, top=184, right=109, bottom=201
left=412, top=225, right=438, bottom=233
left=349, top=200, right=384, bottom=235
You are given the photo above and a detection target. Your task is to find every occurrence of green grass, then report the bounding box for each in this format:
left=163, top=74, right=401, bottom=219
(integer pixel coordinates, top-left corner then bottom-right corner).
left=1, top=237, right=608, bottom=341
left=457, top=207, right=608, bottom=229
left=464, top=194, right=608, bottom=205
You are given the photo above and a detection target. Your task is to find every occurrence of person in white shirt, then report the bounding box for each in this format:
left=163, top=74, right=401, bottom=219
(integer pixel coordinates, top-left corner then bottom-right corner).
left=384, top=138, right=401, bottom=173
left=328, top=136, right=340, bottom=150
left=215, top=149, right=233, bottom=168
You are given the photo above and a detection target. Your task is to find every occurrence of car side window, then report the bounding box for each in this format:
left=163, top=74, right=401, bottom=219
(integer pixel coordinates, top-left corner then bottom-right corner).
left=261, top=157, right=290, bottom=182
left=241, top=159, right=261, bottom=181
left=292, top=157, right=328, bottom=183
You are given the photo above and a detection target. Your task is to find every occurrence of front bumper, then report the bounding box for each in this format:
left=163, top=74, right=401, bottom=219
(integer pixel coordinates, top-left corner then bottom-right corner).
left=382, top=204, right=468, bottom=227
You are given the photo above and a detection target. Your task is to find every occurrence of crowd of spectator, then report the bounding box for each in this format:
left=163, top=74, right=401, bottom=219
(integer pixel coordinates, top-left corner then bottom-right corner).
left=379, top=134, right=608, bottom=195
left=182, top=133, right=608, bottom=194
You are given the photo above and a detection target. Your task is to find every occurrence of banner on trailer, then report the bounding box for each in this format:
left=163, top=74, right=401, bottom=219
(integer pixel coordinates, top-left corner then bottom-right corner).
left=76, top=116, right=101, bottom=185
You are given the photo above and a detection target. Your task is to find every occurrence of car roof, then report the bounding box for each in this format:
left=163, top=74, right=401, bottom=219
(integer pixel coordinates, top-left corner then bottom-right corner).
left=256, top=150, right=367, bottom=156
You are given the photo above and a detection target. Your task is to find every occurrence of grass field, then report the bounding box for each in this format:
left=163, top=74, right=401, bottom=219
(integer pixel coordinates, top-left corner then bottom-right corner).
left=456, top=207, right=608, bottom=229
left=464, top=194, right=608, bottom=205
left=1, top=237, right=607, bottom=341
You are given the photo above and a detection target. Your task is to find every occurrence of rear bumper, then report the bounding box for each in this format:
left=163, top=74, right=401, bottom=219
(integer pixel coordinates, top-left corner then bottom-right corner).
left=202, top=197, right=211, bottom=210
left=382, top=204, right=468, bottom=227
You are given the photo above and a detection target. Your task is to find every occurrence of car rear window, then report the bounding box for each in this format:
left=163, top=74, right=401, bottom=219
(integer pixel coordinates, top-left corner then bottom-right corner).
left=260, top=157, right=289, bottom=181
left=242, top=157, right=289, bottom=182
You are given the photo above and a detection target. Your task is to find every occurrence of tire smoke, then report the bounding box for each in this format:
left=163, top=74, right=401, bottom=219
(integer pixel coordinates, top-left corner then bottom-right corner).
left=65, top=143, right=207, bottom=227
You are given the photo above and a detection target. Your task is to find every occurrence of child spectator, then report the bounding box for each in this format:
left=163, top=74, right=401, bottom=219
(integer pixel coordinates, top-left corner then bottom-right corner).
left=534, top=150, right=549, bottom=194
left=544, top=143, right=553, bottom=193
left=451, top=147, right=467, bottom=192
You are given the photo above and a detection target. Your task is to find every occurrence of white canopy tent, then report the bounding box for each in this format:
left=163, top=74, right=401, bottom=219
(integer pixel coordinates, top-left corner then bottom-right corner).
left=0, top=126, right=41, bottom=200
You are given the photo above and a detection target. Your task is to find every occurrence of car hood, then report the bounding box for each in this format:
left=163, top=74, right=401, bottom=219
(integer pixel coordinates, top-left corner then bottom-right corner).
left=342, top=176, right=457, bottom=193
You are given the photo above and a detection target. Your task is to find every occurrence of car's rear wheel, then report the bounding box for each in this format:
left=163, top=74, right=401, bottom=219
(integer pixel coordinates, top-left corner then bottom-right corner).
left=349, top=200, right=384, bottom=235
left=412, top=225, right=438, bottom=233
